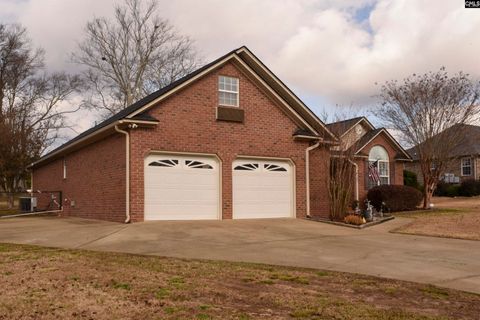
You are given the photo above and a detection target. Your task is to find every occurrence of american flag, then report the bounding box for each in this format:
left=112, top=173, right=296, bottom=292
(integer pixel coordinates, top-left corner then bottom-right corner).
left=368, top=160, right=380, bottom=183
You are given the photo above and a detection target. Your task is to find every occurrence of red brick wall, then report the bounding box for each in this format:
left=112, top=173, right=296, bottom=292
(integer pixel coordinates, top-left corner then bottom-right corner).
left=309, top=146, right=331, bottom=219
left=32, top=134, right=126, bottom=222
left=32, top=61, right=333, bottom=222
left=128, top=61, right=329, bottom=221
left=356, top=133, right=405, bottom=202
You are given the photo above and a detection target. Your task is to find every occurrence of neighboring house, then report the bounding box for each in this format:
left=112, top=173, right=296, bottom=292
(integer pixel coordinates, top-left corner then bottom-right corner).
left=326, top=117, right=412, bottom=202
left=405, top=124, right=480, bottom=184
left=31, top=46, right=338, bottom=222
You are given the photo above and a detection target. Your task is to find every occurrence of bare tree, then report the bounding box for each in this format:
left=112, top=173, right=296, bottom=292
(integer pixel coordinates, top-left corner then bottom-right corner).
left=0, top=24, right=82, bottom=206
left=374, top=68, right=479, bottom=208
left=324, top=111, right=365, bottom=221
left=73, top=0, right=201, bottom=117
left=327, top=147, right=357, bottom=221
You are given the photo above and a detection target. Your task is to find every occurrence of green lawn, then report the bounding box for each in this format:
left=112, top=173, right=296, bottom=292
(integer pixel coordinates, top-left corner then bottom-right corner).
left=0, top=243, right=479, bottom=319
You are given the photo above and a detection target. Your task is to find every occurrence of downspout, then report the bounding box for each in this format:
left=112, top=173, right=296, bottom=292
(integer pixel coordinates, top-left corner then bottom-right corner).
left=348, top=159, right=359, bottom=201
left=115, top=125, right=131, bottom=223
left=306, top=141, right=321, bottom=217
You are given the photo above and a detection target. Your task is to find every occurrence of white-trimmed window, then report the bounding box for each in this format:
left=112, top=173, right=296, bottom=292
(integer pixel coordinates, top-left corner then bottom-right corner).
left=218, top=76, right=239, bottom=107
left=367, top=146, right=390, bottom=189
left=461, top=158, right=472, bottom=176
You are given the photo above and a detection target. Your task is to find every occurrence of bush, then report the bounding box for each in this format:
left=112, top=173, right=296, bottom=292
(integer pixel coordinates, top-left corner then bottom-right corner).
left=459, top=179, right=480, bottom=197
left=367, top=185, right=423, bottom=212
left=344, top=214, right=365, bottom=225
left=403, top=170, right=419, bottom=190
left=434, top=181, right=460, bottom=197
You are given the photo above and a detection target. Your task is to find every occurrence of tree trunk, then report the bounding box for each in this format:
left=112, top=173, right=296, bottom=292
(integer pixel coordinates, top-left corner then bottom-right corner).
left=7, top=193, right=14, bottom=209
left=423, top=184, right=432, bottom=209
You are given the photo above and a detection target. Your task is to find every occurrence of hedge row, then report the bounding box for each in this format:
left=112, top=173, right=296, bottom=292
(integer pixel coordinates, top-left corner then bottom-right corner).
left=367, top=185, right=423, bottom=212
left=435, top=179, right=480, bottom=197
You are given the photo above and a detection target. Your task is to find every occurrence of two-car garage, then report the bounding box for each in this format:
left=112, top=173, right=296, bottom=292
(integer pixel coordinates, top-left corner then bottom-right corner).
left=144, top=154, right=294, bottom=220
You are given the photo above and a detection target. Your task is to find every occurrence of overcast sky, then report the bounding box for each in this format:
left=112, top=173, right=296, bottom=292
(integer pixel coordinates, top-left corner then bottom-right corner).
left=1, top=0, right=480, bottom=140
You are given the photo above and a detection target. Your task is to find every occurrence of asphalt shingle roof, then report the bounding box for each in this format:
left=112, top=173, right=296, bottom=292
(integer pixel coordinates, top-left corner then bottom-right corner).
left=37, top=47, right=242, bottom=163
left=407, top=124, right=480, bottom=160
left=350, top=128, right=383, bottom=153
left=325, top=117, right=364, bottom=137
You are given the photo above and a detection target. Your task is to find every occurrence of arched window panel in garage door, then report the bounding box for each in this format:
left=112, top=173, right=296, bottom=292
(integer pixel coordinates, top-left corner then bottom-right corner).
left=185, top=160, right=213, bottom=169
left=233, top=163, right=259, bottom=171
left=264, top=163, right=288, bottom=172
left=148, top=159, right=179, bottom=167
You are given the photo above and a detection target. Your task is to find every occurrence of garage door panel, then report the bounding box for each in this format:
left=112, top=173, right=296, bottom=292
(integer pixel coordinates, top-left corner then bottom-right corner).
left=233, top=205, right=291, bottom=219
left=145, top=189, right=217, bottom=202
left=235, top=191, right=291, bottom=203
left=144, top=154, right=219, bottom=220
left=233, top=159, right=294, bottom=219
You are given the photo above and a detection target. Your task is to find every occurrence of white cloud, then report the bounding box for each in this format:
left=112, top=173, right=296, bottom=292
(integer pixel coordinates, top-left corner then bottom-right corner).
left=1, top=0, right=479, bottom=137
left=274, top=0, right=480, bottom=105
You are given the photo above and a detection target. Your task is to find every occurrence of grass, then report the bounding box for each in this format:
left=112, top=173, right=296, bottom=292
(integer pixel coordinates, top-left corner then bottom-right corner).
left=392, top=198, right=480, bottom=241
left=0, top=209, right=20, bottom=217
left=394, top=208, right=463, bottom=218
left=0, top=243, right=479, bottom=319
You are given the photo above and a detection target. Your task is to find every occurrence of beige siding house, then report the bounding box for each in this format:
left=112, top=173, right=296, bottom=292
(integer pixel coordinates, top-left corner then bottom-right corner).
left=405, top=124, right=480, bottom=184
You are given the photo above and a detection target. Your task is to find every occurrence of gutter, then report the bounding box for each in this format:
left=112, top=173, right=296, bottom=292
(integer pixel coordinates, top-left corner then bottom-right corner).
left=115, top=125, right=131, bottom=224
left=29, top=122, right=120, bottom=168
left=29, top=119, right=158, bottom=168
left=305, top=140, right=321, bottom=217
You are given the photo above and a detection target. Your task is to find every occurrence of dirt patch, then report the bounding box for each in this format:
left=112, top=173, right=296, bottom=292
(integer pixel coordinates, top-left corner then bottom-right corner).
left=0, top=243, right=479, bottom=320
left=393, top=197, right=480, bottom=241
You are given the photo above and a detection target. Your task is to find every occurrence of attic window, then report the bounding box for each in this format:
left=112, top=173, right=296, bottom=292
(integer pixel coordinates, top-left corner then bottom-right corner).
left=219, top=76, right=239, bottom=107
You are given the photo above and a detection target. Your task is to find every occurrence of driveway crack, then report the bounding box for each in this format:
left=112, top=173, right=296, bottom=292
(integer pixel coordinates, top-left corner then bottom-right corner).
left=74, top=226, right=129, bottom=249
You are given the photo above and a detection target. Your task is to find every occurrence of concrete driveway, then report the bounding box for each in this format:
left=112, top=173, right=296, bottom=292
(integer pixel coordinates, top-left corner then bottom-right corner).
left=1, top=216, right=479, bottom=294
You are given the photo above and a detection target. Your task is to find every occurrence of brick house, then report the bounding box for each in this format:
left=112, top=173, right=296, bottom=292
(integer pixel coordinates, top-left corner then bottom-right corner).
left=326, top=117, right=411, bottom=203
left=31, top=46, right=338, bottom=222
left=31, top=47, right=409, bottom=223
left=405, top=124, right=480, bottom=184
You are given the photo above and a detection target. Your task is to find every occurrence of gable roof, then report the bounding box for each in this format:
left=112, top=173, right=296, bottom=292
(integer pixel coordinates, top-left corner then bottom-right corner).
left=35, top=48, right=241, bottom=164
left=327, top=117, right=411, bottom=161
left=326, top=117, right=374, bottom=138
left=32, top=46, right=337, bottom=167
left=407, top=124, right=480, bottom=160
left=352, top=127, right=412, bottom=161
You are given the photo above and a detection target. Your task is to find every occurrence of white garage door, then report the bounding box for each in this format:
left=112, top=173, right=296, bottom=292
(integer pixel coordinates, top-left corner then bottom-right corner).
left=144, top=154, right=220, bottom=220
left=233, top=159, right=294, bottom=219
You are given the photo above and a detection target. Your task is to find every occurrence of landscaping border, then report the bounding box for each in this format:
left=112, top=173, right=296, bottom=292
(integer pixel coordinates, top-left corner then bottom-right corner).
left=307, top=216, right=395, bottom=229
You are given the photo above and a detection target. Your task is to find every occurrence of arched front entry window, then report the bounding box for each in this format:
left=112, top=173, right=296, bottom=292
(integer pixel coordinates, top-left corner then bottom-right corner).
left=368, top=146, right=389, bottom=188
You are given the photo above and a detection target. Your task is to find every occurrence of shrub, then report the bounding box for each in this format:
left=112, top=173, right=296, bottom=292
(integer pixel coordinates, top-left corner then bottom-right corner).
left=435, top=181, right=460, bottom=197
left=403, top=170, right=419, bottom=189
left=367, top=185, right=423, bottom=212
left=459, top=179, right=480, bottom=197
left=344, top=214, right=365, bottom=225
